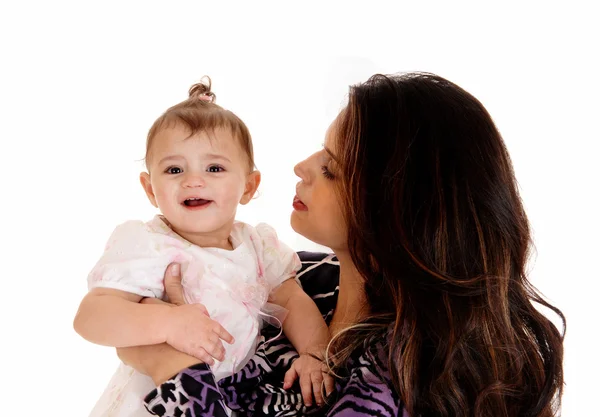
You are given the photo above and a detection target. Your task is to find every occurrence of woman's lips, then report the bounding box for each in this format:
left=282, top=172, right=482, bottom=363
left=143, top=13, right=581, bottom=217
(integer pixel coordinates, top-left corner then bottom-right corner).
left=293, top=195, right=308, bottom=211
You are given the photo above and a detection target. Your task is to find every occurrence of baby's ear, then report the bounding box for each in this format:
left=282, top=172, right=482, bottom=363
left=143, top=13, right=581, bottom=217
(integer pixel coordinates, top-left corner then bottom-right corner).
left=139, top=172, right=158, bottom=208
left=240, top=171, right=261, bottom=205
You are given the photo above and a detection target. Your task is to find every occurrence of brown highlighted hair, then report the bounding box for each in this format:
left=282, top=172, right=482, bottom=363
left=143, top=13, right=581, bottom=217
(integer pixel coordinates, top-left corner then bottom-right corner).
left=328, top=73, right=565, bottom=417
left=144, top=76, right=254, bottom=171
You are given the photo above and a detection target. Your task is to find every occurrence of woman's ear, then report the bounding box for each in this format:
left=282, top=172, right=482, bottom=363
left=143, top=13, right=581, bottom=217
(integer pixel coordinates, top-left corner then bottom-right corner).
left=240, top=170, right=261, bottom=205
left=140, top=172, right=158, bottom=208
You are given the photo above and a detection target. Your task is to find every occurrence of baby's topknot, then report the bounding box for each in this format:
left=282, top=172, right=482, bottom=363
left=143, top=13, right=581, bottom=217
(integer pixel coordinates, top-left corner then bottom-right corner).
left=188, top=76, right=216, bottom=103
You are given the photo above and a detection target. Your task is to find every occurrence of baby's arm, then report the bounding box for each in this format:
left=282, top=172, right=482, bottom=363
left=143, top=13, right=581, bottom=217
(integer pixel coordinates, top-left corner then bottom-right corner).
left=75, top=220, right=233, bottom=360
left=269, top=279, right=333, bottom=406
left=73, top=287, right=170, bottom=347
left=74, top=221, right=175, bottom=347
left=254, top=224, right=333, bottom=404
left=269, top=279, right=330, bottom=355
left=74, top=285, right=233, bottom=362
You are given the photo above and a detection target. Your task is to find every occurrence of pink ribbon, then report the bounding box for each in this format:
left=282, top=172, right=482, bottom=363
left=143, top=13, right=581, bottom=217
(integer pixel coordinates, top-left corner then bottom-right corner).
left=197, top=94, right=213, bottom=102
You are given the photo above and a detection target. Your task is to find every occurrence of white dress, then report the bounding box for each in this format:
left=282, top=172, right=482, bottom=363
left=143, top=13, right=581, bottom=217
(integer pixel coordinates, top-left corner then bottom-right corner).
left=87, top=215, right=301, bottom=417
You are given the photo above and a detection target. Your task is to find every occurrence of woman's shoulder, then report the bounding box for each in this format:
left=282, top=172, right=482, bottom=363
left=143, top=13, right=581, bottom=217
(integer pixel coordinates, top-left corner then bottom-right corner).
left=296, top=251, right=340, bottom=294
left=298, top=251, right=340, bottom=283
left=297, top=251, right=337, bottom=263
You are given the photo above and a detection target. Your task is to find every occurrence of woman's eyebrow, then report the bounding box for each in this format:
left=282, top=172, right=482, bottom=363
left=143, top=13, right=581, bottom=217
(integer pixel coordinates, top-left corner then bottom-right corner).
left=323, top=146, right=339, bottom=163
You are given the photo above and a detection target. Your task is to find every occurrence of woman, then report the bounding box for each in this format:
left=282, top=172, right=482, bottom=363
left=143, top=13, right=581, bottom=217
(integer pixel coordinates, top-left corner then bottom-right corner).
left=118, top=72, right=565, bottom=417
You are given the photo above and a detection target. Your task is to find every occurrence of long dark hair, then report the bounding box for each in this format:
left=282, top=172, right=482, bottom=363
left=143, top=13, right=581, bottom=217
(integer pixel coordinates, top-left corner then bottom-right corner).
left=329, top=73, right=565, bottom=417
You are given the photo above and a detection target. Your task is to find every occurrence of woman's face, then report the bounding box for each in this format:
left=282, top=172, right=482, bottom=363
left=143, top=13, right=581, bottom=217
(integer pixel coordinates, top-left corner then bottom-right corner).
left=291, top=117, right=347, bottom=251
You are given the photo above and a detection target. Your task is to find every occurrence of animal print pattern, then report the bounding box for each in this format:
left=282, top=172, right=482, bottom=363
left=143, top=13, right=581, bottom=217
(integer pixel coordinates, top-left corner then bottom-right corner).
left=144, top=252, right=404, bottom=416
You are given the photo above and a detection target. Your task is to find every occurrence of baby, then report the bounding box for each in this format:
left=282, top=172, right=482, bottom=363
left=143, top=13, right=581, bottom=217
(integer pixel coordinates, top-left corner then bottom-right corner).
left=74, top=78, right=330, bottom=416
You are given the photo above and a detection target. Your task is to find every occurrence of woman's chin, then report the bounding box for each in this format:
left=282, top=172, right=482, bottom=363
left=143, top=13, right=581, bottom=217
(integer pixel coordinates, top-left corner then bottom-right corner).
left=290, top=211, right=302, bottom=232
left=290, top=211, right=313, bottom=238
left=290, top=214, right=331, bottom=249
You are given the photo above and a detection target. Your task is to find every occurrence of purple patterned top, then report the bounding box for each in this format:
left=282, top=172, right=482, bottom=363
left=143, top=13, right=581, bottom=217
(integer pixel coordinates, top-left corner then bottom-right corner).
left=144, top=252, right=404, bottom=416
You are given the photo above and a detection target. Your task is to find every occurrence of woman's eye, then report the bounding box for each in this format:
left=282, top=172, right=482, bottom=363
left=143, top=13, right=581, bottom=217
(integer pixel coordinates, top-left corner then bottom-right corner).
left=207, top=165, right=225, bottom=173
left=166, top=166, right=182, bottom=174
left=321, top=165, right=335, bottom=180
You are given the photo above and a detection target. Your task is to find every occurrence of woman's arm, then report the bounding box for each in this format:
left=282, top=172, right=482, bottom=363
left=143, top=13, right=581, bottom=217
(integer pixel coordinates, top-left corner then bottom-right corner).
left=118, top=342, right=199, bottom=385
left=117, top=268, right=229, bottom=416
left=117, top=339, right=225, bottom=416
left=142, top=362, right=229, bottom=417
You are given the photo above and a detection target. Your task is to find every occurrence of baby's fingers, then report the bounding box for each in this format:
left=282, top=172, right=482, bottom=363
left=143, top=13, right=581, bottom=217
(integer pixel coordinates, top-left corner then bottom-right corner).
left=323, top=372, right=335, bottom=396
left=311, top=372, right=325, bottom=406
left=300, top=373, right=314, bottom=407
left=283, top=365, right=299, bottom=390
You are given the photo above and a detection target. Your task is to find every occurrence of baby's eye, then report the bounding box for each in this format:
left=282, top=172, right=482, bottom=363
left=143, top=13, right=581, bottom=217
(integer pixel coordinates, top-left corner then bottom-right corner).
left=165, top=166, right=182, bottom=174
left=207, top=165, right=225, bottom=173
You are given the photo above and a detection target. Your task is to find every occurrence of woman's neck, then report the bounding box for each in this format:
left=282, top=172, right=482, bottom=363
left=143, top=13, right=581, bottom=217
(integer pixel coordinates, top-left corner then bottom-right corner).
left=330, top=250, right=367, bottom=337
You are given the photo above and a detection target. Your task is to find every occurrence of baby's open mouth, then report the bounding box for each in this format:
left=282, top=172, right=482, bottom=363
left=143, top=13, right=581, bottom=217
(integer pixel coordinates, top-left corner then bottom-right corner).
left=183, top=198, right=212, bottom=207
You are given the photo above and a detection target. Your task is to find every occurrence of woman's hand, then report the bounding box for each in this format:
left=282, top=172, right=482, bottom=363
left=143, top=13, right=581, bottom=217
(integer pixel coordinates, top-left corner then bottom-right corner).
left=116, top=263, right=228, bottom=384
left=164, top=302, right=233, bottom=363
left=157, top=264, right=234, bottom=363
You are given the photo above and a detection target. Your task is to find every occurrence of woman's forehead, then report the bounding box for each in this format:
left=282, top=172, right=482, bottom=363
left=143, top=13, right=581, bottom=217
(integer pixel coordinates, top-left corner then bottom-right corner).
left=324, top=115, right=342, bottom=150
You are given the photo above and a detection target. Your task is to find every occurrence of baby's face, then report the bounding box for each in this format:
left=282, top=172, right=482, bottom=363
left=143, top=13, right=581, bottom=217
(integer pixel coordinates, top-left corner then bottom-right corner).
left=141, top=124, right=258, bottom=238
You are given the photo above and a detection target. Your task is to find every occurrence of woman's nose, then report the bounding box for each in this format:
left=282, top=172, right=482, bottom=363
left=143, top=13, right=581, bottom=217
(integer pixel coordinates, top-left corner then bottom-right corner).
left=294, top=159, right=308, bottom=181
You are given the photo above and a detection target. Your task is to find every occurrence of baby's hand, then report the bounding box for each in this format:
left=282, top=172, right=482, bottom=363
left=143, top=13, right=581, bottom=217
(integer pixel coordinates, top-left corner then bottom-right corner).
left=283, top=353, right=335, bottom=407
left=164, top=303, right=234, bottom=365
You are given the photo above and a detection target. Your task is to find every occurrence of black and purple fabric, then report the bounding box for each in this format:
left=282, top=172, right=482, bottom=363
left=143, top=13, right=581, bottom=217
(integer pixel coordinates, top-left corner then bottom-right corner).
left=144, top=252, right=404, bottom=416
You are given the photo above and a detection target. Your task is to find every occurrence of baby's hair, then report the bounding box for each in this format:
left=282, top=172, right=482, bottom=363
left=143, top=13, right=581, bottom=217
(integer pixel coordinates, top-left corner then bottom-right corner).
left=188, top=76, right=217, bottom=103
left=144, top=76, right=254, bottom=171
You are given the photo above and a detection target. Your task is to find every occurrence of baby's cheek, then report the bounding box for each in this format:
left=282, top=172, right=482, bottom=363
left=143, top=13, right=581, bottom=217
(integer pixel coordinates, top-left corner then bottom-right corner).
left=223, top=188, right=245, bottom=206
left=157, top=186, right=174, bottom=200
left=156, top=189, right=177, bottom=210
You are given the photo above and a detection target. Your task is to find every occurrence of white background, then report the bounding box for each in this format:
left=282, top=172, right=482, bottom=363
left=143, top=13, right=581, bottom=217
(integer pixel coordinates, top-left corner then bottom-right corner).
left=1, top=1, right=597, bottom=415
